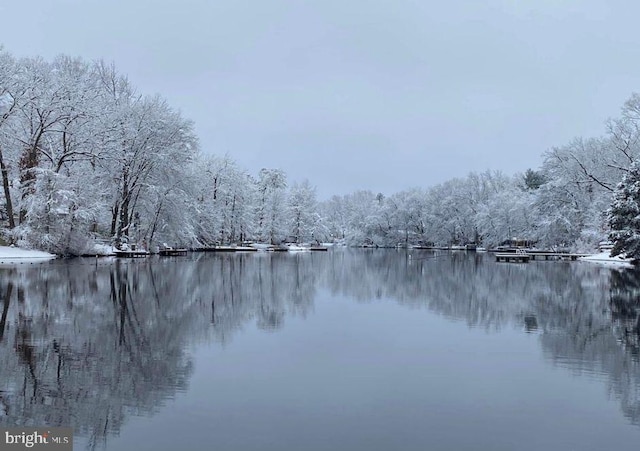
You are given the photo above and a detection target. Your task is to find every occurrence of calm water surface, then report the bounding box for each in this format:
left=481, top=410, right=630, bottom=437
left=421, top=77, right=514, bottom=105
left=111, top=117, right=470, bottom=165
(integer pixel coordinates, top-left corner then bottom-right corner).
left=1, top=250, right=640, bottom=450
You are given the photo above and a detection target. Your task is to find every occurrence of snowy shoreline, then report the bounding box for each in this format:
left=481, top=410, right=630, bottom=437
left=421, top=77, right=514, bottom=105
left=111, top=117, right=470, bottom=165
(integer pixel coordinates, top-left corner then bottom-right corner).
left=0, top=245, right=635, bottom=269
left=578, top=251, right=634, bottom=268
left=0, top=246, right=57, bottom=264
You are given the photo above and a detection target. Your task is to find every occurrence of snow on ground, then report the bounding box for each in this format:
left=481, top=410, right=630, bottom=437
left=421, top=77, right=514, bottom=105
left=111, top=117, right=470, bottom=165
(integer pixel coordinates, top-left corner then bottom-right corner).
left=250, top=243, right=272, bottom=251
left=286, top=244, right=310, bottom=252
left=87, top=243, right=117, bottom=256
left=578, top=251, right=634, bottom=268
left=0, top=245, right=56, bottom=265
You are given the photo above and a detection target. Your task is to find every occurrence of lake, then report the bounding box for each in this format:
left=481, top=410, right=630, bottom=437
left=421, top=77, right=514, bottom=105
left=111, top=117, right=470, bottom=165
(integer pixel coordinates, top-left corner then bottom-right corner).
left=1, top=249, right=640, bottom=450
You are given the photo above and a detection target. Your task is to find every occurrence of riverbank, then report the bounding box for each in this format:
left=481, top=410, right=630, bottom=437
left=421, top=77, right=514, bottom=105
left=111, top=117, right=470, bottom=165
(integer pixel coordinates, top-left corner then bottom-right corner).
left=578, top=251, right=634, bottom=267
left=0, top=246, right=57, bottom=264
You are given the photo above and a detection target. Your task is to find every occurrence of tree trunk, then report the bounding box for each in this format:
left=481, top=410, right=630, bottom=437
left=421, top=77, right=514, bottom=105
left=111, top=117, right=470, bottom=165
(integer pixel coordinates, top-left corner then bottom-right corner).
left=148, top=198, right=164, bottom=244
left=0, top=148, right=15, bottom=229
left=110, top=202, right=119, bottom=237
left=19, top=138, right=42, bottom=224
left=119, top=194, right=130, bottom=242
left=117, top=170, right=130, bottom=244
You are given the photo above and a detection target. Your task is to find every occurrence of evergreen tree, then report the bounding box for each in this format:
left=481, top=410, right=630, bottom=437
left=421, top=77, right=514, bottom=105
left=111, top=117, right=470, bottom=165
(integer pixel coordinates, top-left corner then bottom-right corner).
left=523, top=168, right=546, bottom=190
left=608, top=162, right=640, bottom=260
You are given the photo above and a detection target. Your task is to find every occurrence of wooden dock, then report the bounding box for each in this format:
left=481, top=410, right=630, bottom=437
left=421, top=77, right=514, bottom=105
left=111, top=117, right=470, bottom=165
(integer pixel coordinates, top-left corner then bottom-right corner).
left=192, top=244, right=328, bottom=252
left=496, top=250, right=591, bottom=263
left=526, top=252, right=590, bottom=261
left=495, top=252, right=530, bottom=263
left=114, top=250, right=149, bottom=258
left=193, top=246, right=257, bottom=252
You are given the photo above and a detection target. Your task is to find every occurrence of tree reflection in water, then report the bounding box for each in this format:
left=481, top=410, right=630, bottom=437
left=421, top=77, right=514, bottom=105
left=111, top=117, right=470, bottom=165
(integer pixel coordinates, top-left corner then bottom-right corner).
left=0, top=250, right=639, bottom=446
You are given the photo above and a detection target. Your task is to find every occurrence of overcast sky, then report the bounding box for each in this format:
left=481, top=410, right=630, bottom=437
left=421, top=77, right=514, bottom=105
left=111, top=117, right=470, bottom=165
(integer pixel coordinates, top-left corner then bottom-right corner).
left=1, top=0, right=638, bottom=198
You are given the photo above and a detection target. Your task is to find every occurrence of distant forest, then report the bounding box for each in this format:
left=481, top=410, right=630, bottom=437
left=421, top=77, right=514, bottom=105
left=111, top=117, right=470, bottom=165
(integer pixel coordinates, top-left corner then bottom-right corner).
left=0, top=48, right=637, bottom=254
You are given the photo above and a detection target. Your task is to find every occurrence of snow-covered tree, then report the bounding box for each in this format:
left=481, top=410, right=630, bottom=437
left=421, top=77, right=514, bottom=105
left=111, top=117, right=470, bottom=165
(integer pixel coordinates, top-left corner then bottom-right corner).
left=319, top=195, right=348, bottom=241
left=0, top=50, right=203, bottom=252
left=342, top=190, right=383, bottom=246
left=8, top=47, right=640, bottom=254
left=287, top=180, right=319, bottom=243
left=476, top=185, right=535, bottom=248
left=608, top=162, right=640, bottom=260
left=193, top=155, right=254, bottom=244
left=255, top=168, right=287, bottom=244
left=0, top=47, right=23, bottom=229
left=522, top=168, right=546, bottom=190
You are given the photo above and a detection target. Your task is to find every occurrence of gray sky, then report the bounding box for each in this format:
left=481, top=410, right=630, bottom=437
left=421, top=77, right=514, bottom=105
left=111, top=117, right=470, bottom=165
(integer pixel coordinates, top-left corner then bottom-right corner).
left=1, top=0, right=638, bottom=198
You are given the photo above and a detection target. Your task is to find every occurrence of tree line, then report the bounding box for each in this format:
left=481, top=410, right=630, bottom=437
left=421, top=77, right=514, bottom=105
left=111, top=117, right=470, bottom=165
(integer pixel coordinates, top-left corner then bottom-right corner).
left=322, top=92, right=640, bottom=253
left=0, top=48, right=322, bottom=253
left=1, top=47, right=639, bottom=254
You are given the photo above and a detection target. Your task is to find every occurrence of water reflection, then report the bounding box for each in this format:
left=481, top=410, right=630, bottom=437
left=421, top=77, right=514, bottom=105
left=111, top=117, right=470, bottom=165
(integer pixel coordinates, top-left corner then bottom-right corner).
left=207, top=252, right=316, bottom=334
left=0, top=250, right=639, bottom=447
left=327, top=250, right=640, bottom=425
left=323, top=250, right=612, bottom=333
left=0, top=253, right=319, bottom=448
left=0, top=260, right=197, bottom=449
